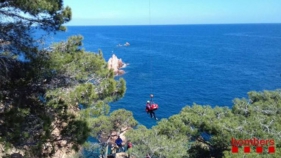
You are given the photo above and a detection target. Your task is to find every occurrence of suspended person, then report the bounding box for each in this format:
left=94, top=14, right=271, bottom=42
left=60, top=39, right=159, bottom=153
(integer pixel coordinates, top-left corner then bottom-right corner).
left=146, top=100, right=158, bottom=120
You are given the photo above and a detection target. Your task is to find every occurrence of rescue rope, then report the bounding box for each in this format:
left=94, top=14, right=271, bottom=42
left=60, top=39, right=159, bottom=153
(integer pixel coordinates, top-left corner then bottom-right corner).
left=149, top=0, right=153, bottom=95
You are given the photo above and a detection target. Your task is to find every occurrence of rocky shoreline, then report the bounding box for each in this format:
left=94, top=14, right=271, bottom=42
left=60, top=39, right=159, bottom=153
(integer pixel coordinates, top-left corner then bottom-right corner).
left=107, top=54, right=127, bottom=76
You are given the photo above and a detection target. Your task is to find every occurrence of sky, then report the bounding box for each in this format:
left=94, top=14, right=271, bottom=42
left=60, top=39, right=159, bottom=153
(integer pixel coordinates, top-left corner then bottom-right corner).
left=64, top=0, right=281, bottom=26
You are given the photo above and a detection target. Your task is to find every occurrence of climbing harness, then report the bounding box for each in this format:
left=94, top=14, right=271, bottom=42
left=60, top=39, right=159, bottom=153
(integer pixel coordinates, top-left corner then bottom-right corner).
left=148, top=94, right=158, bottom=111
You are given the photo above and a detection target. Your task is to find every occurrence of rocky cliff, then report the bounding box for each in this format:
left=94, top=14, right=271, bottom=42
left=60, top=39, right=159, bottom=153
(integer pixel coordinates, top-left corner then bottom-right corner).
left=107, top=54, right=126, bottom=76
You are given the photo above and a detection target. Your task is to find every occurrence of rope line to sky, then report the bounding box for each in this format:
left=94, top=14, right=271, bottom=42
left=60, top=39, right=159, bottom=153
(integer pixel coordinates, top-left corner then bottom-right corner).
left=149, top=0, right=153, bottom=95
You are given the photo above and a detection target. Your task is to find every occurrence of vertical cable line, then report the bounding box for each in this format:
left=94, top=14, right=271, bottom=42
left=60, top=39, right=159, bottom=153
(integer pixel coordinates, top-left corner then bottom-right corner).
left=149, top=0, right=153, bottom=95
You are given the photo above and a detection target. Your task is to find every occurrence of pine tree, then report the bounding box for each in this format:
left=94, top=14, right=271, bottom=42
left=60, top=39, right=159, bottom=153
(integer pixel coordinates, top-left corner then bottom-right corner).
left=0, top=1, right=128, bottom=157
left=125, top=90, right=281, bottom=158
left=0, top=0, right=71, bottom=57
left=0, top=35, right=126, bottom=157
left=125, top=125, right=188, bottom=158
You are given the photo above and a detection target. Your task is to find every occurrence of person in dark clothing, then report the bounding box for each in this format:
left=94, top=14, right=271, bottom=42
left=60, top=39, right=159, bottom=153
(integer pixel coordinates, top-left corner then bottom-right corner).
left=115, top=136, right=123, bottom=152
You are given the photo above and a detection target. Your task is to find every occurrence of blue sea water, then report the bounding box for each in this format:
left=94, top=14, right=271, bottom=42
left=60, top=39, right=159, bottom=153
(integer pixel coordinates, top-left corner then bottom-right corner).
left=50, top=24, right=281, bottom=128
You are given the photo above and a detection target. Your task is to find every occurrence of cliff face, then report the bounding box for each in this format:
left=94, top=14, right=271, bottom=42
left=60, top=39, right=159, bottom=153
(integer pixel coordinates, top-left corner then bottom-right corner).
left=107, top=54, right=125, bottom=76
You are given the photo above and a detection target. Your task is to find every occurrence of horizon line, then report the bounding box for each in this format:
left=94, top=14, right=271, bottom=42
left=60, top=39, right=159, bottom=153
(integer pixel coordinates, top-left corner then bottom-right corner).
left=64, top=22, right=281, bottom=27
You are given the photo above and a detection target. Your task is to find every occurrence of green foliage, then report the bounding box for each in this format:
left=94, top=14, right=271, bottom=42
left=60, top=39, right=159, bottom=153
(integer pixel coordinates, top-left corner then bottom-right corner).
left=0, top=0, right=71, bottom=57
left=1, top=3, right=280, bottom=158
left=88, top=115, right=114, bottom=138
left=125, top=90, right=281, bottom=158
left=125, top=125, right=188, bottom=158
left=45, top=36, right=126, bottom=108
left=155, top=115, right=189, bottom=140
left=81, top=142, right=102, bottom=158
left=61, top=119, right=90, bottom=146
left=109, top=109, right=138, bottom=130
left=88, top=109, right=137, bottom=139
left=84, top=109, right=137, bottom=157
left=0, top=36, right=126, bottom=157
left=0, top=1, right=128, bottom=157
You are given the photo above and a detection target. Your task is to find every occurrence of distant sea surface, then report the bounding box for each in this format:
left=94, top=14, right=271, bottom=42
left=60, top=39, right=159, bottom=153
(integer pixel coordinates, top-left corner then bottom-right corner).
left=50, top=24, right=281, bottom=128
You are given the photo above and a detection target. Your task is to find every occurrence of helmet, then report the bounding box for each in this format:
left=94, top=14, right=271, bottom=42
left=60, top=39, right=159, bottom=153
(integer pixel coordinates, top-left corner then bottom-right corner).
left=147, top=100, right=150, bottom=103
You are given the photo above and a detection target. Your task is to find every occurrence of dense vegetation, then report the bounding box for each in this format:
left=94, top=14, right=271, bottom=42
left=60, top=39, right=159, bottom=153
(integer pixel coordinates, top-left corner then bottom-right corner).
left=0, top=1, right=125, bottom=157
left=125, top=90, right=281, bottom=158
left=0, top=0, right=71, bottom=58
left=1, top=0, right=280, bottom=158
left=0, top=35, right=126, bottom=157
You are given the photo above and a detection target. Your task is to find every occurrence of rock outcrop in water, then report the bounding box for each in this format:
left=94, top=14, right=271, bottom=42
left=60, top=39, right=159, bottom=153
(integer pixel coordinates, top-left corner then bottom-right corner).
left=116, top=42, right=130, bottom=47
left=107, top=54, right=125, bottom=76
left=124, top=42, right=130, bottom=46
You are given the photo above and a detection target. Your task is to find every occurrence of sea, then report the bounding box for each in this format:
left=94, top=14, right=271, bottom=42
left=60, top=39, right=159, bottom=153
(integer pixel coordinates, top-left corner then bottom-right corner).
left=48, top=24, right=281, bottom=128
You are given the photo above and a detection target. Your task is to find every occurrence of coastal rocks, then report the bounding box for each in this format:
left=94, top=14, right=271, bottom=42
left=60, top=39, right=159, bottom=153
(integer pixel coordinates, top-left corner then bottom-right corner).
left=124, top=42, right=130, bottom=46
left=107, top=54, right=126, bottom=76
left=109, top=130, right=127, bottom=145
left=116, top=42, right=130, bottom=47
left=115, top=152, right=129, bottom=158
left=0, top=145, right=25, bottom=158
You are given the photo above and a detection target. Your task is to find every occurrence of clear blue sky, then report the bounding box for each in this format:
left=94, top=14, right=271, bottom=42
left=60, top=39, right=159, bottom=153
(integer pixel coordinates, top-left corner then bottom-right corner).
left=64, top=0, right=281, bottom=26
